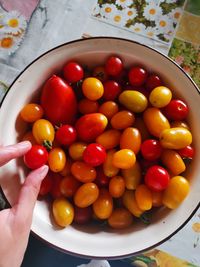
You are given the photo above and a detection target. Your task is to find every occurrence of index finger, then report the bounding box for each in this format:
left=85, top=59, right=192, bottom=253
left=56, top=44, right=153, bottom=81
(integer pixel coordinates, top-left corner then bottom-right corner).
left=0, top=141, right=31, bottom=167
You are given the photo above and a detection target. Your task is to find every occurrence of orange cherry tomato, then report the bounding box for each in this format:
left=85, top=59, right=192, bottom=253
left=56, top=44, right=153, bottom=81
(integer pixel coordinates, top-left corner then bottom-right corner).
left=143, top=107, right=170, bottom=137
left=92, top=65, right=108, bottom=82
left=60, top=175, right=81, bottom=197
left=170, top=121, right=190, bottom=130
left=98, top=101, right=119, bottom=120
left=20, top=103, right=44, bottom=123
left=93, top=189, right=113, bottom=219
left=135, top=184, right=153, bottom=211
left=111, top=110, right=135, bottom=130
left=134, top=117, right=151, bottom=141
left=151, top=191, right=163, bottom=207
left=59, top=159, right=72, bottom=176
left=109, top=176, right=125, bottom=198
left=122, top=190, right=143, bottom=217
left=121, top=161, right=142, bottom=190
left=103, top=149, right=119, bottom=177
left=68, top=142, right=87, bottom=161
left=96, top=129, right=121, bottom=150
left=108, top=208, right=133, bottom=229
left=74, top=182, right=99, bottom=208
left=120, top=127, right=141, bottom=154
left=78, top=98, right=99, bottom=114
left=112, top=149, right=136, bottom=169
left=82, top=77, right=104, bottom=100
left=22, top=131, right=37, bottom=145
left=52, top=197, right=74, bottom=227
left=162, top=176, right=190, bottom=209
left=32, top=119, right=55, bottom=145
left=48, top=148, right=66, bottom=172
left=161, top=149, right=186, bottom=175
left=71, top=161, right=96, bottom=183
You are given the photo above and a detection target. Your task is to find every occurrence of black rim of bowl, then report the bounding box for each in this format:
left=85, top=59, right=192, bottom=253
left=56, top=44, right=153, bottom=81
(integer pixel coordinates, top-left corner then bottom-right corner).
left=1, top=36, right=200, bottom=260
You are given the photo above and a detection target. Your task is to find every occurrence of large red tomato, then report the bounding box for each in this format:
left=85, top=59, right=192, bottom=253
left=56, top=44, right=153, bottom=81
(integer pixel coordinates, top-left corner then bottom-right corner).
left=40, top=75, right=77, bottom=124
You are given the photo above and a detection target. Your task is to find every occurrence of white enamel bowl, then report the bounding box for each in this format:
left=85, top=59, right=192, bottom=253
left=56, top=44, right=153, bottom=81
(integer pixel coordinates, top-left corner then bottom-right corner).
left=0, top=37, right=200, bottom=259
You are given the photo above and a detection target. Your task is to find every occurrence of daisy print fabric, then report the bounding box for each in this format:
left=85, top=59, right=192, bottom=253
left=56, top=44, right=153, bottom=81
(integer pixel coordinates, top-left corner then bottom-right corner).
left=0, top=8, right=27, bottom=55
left=92, top=0, right=186, bottom=44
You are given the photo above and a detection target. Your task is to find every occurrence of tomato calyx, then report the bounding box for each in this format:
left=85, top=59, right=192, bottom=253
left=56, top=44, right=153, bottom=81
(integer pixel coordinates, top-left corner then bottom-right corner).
left=139, top=211, right=152, bottom=225
left=43, top=140, right=52, bottom=151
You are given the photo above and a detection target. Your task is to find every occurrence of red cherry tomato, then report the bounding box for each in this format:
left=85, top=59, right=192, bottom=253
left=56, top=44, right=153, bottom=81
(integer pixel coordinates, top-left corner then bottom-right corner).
left=56, top=125, right=77, bottom=146
left=24, top=145, right=48, bottom=169
left=39, top=172, right=53, bottom=196
left=40, top=75, right=77, bottom=125
left=63, top=61, right=84, bottom=83
left=50, top=173, right=63, bottom=199
left=162, top=99, right=189, bottom=121
left=145, top=74, right=162, bottom=92
left=145, top=165, right=170, bottom=191
left=95, top=167, right=110, bottom=187
left=178, top=145, right=194, bottom=159
left=128, top=67, right=147, bottom=87
left=105, top=56, right=123, bottom=76
left=83, top=143, right=106, bottom=166
left=141, top=139, right=163, bottom=161
left=103, top=80, right=121, bottom=101
left=73, top=206, right=93, bottom=224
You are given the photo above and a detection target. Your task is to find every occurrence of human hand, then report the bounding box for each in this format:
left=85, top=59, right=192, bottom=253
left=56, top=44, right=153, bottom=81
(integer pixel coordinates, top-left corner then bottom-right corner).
left=0, top=141, right=48, bottom=267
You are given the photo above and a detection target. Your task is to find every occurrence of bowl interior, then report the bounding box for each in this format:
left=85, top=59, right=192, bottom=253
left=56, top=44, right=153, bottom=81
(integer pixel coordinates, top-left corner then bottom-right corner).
left=0, top=37, right=200, bottom=259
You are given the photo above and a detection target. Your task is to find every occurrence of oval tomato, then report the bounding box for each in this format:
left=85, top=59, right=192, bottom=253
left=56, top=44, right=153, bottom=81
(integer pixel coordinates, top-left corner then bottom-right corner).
left=40, top=75, right=77, bottom=124
left=108, top=208, right=133, bottom=229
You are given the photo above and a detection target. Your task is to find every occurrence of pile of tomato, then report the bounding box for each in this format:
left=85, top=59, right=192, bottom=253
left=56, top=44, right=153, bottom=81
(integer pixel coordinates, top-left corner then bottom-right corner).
left=20, top=56, right=194, bottom=229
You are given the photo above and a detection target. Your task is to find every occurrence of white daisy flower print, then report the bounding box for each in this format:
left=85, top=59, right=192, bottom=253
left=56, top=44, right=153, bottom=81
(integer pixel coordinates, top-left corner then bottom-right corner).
left=156, top=15, right=172, bottom=33
left=0, top=33, right=21, bottom=54
left=120, top=7, right=138, bottom=27
left=143, top=2, right=162, bottom=21
left=115, top=0, right=134, bottom=8
left=100, top=3, right=118, bottom=20
left=130, top=22, right=147, bottom=34
left=2, top=10, right=27, bottom=34
left=169, top=7, right=182, bottom=23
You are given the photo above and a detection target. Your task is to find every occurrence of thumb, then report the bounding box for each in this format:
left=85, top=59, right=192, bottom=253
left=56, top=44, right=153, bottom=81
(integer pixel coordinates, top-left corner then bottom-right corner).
left=12, top=165, right=49, bottom=227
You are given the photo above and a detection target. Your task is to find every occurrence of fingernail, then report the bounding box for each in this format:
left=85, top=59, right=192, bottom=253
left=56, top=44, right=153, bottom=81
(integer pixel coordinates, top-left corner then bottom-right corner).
left=17, top=141, right=32, bottom=149
left=38, top=165, right=49, bottom=177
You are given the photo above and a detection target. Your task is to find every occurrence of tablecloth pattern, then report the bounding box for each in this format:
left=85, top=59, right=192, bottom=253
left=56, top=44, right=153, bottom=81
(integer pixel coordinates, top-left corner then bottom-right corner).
left=0, top=0, right=200, bottom=266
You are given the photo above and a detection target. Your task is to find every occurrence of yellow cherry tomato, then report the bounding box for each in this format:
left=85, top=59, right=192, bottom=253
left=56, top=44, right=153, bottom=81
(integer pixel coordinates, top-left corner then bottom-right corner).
left=103, top=149, right=119, bottom=177
left=96, top=129, right=121, bottom=150
left=108, top=208, right=133, bottom=229
left=149, top=86, right=172, bottom=108
left=74, top=182, right=99, bottom=208
left=32, top=119, right=55, bottom=145
left=20, top=103, right=44, bottom=123
left=161, top=149, right=186, bottom=175
left=122, top=190, right=143, bottom=217
left=160, top=127, right=192, bottom=149
left=120, top=127, right=141, bottom=154
left=82, top=77, right=104, bottom=100
left=162, top=176, right=190, bottom=209
left=93, top=189, right=113, bottom=219
left=119, top=90, right=148, bottom=113
left=112, top=149, right=136, bottom=169
left=98, top=101, right=119, bottom=120
left=109, top=176, right=125, bottom=198
left=48, top=148, right=66, bottom=172
left=143, top=107, right=170, bottom=137
left=152, top=191, right=163, bottom=207
left=111, top=110, right=135, bottom=130
left=22, top=131, right=37, bottom=145
left=71, top=161, right=96, bottom=183
left=135, top=184, right=153, bottom=211
left=68, top=142, right=87, bottom=160
left=170, top=121, right=190, bottom=130
left=52, top=197, right=74, bottom=227
left=78, top=98, right=99, bottom=114
left=121, top=161, right=142, bottom=190
left=134, top=117, right=151, bottom=141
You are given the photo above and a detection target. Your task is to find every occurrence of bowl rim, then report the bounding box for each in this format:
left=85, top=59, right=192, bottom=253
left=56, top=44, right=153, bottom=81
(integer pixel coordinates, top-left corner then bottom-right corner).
left=1, top=36, right=200, bottom=259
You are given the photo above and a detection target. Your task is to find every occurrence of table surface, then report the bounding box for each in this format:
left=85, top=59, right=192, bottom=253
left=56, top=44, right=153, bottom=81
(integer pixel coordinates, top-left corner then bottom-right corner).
left=0, top=1, right=200, bottom=266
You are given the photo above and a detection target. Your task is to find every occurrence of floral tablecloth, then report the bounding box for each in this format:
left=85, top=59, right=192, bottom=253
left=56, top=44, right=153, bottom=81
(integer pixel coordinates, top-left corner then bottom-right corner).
left=0, top=0, right=200, bottom=266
